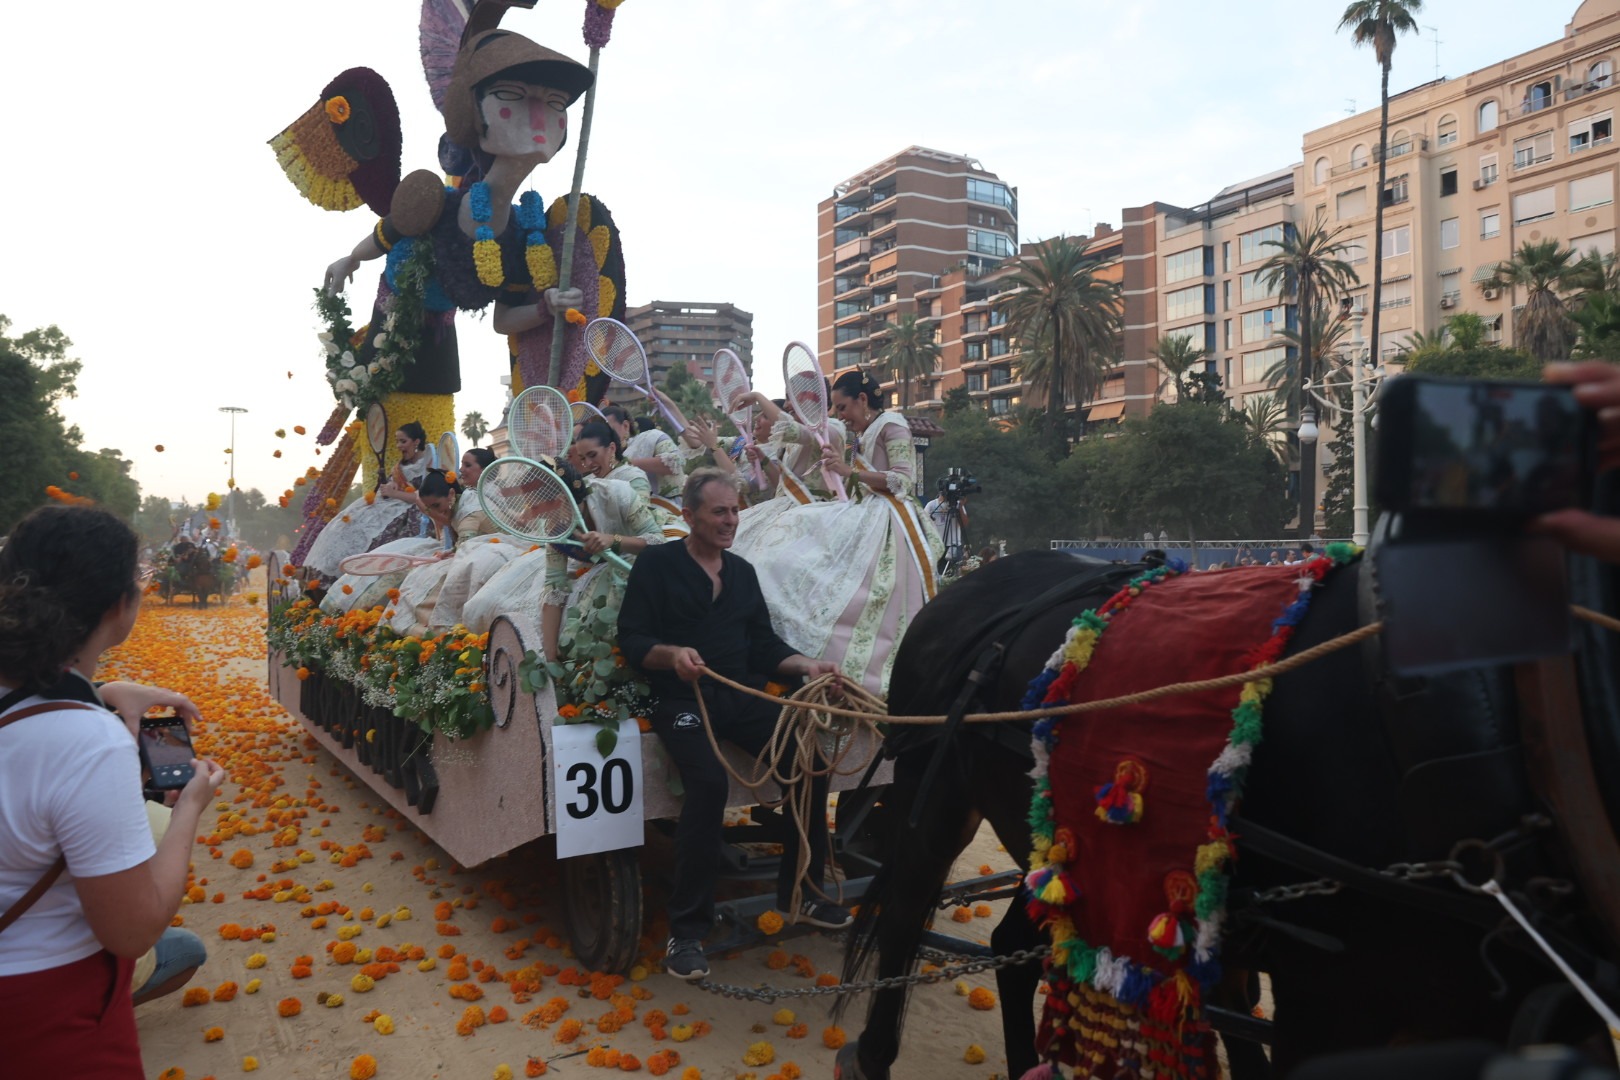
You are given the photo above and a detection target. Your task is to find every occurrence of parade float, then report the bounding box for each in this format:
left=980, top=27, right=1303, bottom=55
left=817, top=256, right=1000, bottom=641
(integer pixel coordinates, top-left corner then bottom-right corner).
left=263, top=0, right=888, bottom=972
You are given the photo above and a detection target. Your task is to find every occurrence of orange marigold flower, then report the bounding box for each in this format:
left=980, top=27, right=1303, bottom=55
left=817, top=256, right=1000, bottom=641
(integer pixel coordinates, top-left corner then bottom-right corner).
left=618, top=1053, right=642, bottom=1071
left=488, top=1006, right=509, bottom=1023
left=556, top=1018, right=584, bottom=1043
left=967, top=986, right=996, bottom=1010
left=278, top=997, right=303, bottom=1018
left=204, top=1026, right=224, bottom=1042
left=973, top=903, right=992, bottom=918
left=950, top=907, right=973, bottom=923
left=182, top=988, right=210, bottom=1007
left=295, top=425, right=307, bottom=435
left=822, top=1026, right=847, bottom=1049
left=564, top=308, right=588, bottom=326
left=350, top=1053, right=378, bottom=1080
left=756, top=910, right=784, bottom=935
left=786, top=1023, right=808, bottom=1038
left=764, top=950, right=789, bottom=970
left=332, top=942, right=358, bottom=964
left=158, top=1069, right=185, bottom=1080
left=526, top=1059, right=548, bottom=1077
left=213, top=981, right=239, bottom=1002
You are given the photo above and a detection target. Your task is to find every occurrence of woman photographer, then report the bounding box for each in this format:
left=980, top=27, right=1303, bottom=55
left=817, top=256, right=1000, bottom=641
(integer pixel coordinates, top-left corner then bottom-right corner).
left=0, top=505, right=225, bottom=1076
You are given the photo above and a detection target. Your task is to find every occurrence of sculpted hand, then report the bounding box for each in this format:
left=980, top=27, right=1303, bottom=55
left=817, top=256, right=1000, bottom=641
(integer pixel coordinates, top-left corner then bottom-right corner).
left=324, top=255, right=361, bottom=295
left=543, top=287, right=585, bottom=317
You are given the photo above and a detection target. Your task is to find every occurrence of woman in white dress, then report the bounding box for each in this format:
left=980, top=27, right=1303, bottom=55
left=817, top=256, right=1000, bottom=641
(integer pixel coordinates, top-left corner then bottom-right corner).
left=603, top=404, right=686, bottom=514
left=729, top=371, right=940, bottom=696
left=388, top=449, right=528, bottom=636
left=461, top=459, right=665, bottom=642
left=303, top=422, right=436, bottom=581
left=320, top=470, right=456, bottom=616
left=575, top=420, right=686, bottom=539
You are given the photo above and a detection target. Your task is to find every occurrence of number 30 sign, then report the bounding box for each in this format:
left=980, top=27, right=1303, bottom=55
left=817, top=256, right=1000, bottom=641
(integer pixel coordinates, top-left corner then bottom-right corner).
left=552, top=719, right=644, bottom=858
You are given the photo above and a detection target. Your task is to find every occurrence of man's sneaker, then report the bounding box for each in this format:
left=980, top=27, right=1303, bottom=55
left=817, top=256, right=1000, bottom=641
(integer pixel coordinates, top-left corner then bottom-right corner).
left=664, top=937, right=710, bottom=981
left=793, top=898, right=853, bottom=929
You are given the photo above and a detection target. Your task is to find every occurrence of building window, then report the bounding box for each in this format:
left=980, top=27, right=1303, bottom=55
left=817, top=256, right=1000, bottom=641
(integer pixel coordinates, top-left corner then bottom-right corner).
left=1381, top=225, right=1412, bottom=258
left=1481, top=210, right=1501, bottom=238
left=1513, top=187, right=1557, bottom=225
left=1437, top=116, right=1459, bottom=147
left=1379, top=277, right=1413, bottom=310
left=1241, top=346, right=1287, bottom=386
left=966, top=342, right=985, bottom=361
left=1165, top=284, right=1209, bottom=321
left=1351, top=143, right=1371, bottom=168
left=1527, top=81, right=1554, bottom=113
left=1239, top=223, right=1285, bottom=264
left=989, top=337, right=1011, bottom=357
left=1440, top=217, right=1460, bottom=249
left=1222, top=279, right=1231, bottom=312
left=1480, top=156, right=1499, bottom=186
left=1513, top=131, right=1555, bottom=170
left=966, top=229, right=1015, bottom=258
left=988, top=366, right=1012, bottom=388
left=1241, top=308, right=1282, bottom=344
left=1573, top=231, right=1616, bottom=258
left=1440, top=169, right=1458, bottom=197
left=989, top=397, right=1011, bottom=416
left=1313, top=157, right=1330, bottom=185
left=1590, top=59, right=1615, bottom=87
left=966, top=178, right=1015, bottom=210
left=1221, top=241, right=1230, bottom=272
left=1570, top=172, right=1615, bottom=212
left=1164, top=247, right=1206, bottom=284
left=1223, top=319, right=1232, bottom=349
left=1479, top=99, right=1499, bottom=133
left=1570, top=112, right=1613, bottom=153
left=1382, top=175, right=1409, bottom=205
left=835, top=326, right=863, bottom=344
left=1240, top=270, right=1279, bottom=304
left=1336, top=186, right=1368, bottom=220
left=1343, top=236, right=1368, bottom=265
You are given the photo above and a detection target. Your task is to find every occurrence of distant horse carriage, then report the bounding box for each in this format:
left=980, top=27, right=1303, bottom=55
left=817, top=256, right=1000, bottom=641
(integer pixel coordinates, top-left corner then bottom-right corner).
left=160, top=543, right=232, bottom=607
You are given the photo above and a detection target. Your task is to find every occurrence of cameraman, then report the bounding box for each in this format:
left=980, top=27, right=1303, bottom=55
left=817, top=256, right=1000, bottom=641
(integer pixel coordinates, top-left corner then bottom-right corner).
left=926, top=469, right=973, bottom=573
left=1537, top=361, right=1620, bottom=560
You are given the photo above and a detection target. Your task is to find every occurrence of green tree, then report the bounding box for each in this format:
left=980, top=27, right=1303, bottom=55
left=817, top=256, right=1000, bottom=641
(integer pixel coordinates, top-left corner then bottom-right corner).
left=460, top=410, right=490, bottom=447
left=1002, top=236, right=1123, bottom=458
left=920, top=404, right=1070, bottom=553
left=1319, top=390, right=1360, bottom=539
left=1486, top=239, right=1587, bottom=362
left=1257, top=216, right=1359, bottom=534
left=1064, top=403, right=1292, bottom=544
left=1403, top=344, right=1542, bottom=379
left=873, top=315, right=941, bottom=411
left=1150, top=332, right=1208, bottom=401
left=660, top=362, right=718, bottom=428
left=1268, top=302, right=1353, bottom=408
left=1443, top=311, right=1493, bottom=351
left=1237, top=396, right=1293, bottom=466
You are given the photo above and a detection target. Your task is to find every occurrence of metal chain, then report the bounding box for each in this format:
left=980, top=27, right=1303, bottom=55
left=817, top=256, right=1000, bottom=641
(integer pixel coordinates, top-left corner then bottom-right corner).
left=1250, top=859, right=1463, bottom=904
left=693, top=945, right=1052, bottom=1004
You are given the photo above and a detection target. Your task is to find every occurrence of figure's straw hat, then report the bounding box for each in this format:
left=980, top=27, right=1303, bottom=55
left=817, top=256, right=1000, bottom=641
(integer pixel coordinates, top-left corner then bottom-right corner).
left=443, top=30, right=593, bottom=150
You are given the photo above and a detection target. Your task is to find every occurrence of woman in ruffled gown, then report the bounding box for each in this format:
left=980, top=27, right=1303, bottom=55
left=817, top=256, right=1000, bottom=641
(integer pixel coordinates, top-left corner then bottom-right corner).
left=303, top=422, right=436, bottom=581
left=388, top=449, right=528, bottom=636
left=320, top=469, right=456, bottom=616
left=461, top=460, right=665, bottom=642
left=729, top=371, right=940, bottom=696
left=574, top=420, right=686, bottom=539
left=604, top=405, right=687, bottom=515
left=728, top=391, right=848, bottom=533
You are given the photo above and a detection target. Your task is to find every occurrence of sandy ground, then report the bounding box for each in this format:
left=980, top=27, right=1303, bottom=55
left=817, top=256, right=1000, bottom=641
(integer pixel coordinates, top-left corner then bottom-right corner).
left=103, top=585, right=1023, bottom=1080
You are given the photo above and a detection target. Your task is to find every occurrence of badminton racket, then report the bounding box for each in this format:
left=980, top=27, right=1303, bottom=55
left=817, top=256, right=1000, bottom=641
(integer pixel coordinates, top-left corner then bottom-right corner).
left=782, top=341, right=846, bottom=500
left=477, top=456, right=631, bottom=571
left=571, top=400, right=606, bottom=426
left=365, top=401, right=389, bottom=493
left=508, top=385, right=573, bottom=461
left=337, top=551, right=440, bottom=576
left=712, top=348, right=764, bottom=486
left=585, top=318, right=685, bottom=431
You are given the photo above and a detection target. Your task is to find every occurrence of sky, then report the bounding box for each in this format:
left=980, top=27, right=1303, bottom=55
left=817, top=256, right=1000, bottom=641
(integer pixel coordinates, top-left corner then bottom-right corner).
left=0, top=0, right=1583, bottom=504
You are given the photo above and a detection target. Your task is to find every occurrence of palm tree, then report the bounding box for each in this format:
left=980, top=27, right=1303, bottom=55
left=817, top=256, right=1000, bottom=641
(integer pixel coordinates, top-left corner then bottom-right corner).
left=1150, top=332, right=1208, bottom=401
left=1443, top=311, right=1492, bottom=351
left=1257, top=214, right=1359, bottom=534
left=1002, top=235, right=1123, bottom=457
left=1267, top=302, right=1352, bottom=409
left=1238, top=396, right=1293, bottom=466
left=1487, top=238, right=1585, bottom=362
left=460, top=411, right=490, bottom=447
left=872, top=314, right=941, bottom=410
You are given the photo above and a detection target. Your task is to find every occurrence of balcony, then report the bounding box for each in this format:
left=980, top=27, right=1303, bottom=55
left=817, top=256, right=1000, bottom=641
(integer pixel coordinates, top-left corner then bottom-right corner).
left=1567, top=75, right=1613, bottom=101
left=834, top=304, right=871, bottom=326
left=833, top=278, right=871, bottom=301
left=834, top=201, right=870, bottom=223
left=961, top=294, right=993, bottom=313
left=869, top=249, right=900, bottom=279
left=1513, top=152, right=1555, bottom=171
left=961, top=354, right=991, bottom=371
left=834, top=237, right=872, bottom=266
left=870, top=216, right=899, bottom=239
left=961, top=322, right=990, bottom=340
left=871, top=293, right=900, bottom=312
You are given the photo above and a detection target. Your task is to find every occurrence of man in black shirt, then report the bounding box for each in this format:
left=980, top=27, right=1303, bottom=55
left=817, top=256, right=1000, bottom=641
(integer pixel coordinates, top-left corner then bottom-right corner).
left=618, top=468, right=849, bottom=980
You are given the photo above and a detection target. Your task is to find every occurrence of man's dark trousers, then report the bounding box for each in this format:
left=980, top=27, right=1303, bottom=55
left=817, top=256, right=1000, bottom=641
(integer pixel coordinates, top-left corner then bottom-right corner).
left=651, top=682, right=831, bottom=942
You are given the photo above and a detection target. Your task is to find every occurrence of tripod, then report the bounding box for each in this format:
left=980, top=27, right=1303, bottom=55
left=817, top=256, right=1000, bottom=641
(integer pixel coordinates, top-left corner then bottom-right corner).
left=934, top=499, right=968, bottom=578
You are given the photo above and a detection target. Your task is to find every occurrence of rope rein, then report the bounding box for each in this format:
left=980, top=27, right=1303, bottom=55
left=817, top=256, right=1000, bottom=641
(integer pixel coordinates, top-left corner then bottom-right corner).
left=688, top=604, right=1620, bottom=921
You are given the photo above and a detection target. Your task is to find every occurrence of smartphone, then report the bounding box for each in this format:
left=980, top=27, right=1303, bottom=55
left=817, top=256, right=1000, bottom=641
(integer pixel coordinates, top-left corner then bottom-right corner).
left=137, top=718, right=196, bottom=791
left=1375, top=375, right=1594, bottom=520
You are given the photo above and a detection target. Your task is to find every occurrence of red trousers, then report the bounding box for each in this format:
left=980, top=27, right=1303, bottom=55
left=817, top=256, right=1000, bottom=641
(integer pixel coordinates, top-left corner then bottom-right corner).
left=0, top=950, right=142, bottom=1077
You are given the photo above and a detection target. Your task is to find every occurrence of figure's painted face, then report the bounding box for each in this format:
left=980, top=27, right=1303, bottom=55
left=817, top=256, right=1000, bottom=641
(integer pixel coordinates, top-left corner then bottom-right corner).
left=478, top=80, right=570, bottom=161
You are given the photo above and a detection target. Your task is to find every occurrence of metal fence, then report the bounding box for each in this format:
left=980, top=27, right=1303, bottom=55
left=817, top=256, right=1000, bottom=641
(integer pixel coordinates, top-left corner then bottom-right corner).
left=1049, top=538, right=1349, bottom=570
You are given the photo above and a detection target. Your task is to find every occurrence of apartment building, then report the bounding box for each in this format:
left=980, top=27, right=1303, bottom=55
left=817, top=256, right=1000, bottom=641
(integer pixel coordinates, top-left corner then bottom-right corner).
left=620, top=301, right=754, bottom=408
left=817, top=147, right=1018, bottom=402
left=1121, top=168, right=1305, bottom=417
left=1301, top=0, right=1620, bottom=361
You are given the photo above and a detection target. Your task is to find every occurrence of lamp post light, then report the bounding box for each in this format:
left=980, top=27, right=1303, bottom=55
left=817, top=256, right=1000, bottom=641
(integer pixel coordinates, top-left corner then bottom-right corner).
left=219, top=406, right=248, bottom=533
left=1299, top=312, right=1387, bottom=546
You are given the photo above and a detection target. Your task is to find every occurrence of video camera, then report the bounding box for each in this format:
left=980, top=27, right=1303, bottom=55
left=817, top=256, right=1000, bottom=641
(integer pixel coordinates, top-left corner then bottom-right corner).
left=936, top=467, right=981, bottom=504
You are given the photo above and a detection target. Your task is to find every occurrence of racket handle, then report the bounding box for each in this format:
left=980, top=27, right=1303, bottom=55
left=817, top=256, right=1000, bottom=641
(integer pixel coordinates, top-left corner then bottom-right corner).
left=649, top=392, right=687, bottom=434
left=602, top=550, right=633, bottom=572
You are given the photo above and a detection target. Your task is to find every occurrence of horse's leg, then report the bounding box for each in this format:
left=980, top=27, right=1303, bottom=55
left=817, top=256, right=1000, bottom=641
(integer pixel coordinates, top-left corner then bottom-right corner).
left=851, top=753, right=982, bottom=1080
left=972, top=743, right=1042, bottom=1078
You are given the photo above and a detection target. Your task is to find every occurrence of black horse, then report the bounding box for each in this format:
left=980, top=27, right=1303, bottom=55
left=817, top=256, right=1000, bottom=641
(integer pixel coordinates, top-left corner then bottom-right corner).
left=837, top=548, right=1620, bottom=1079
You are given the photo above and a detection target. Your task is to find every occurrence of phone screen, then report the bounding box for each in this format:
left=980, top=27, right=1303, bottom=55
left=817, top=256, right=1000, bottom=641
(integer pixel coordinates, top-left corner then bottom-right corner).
left=139, top=721, right=195, bottom=789
left=1405, top=380, right=1586, bottom=515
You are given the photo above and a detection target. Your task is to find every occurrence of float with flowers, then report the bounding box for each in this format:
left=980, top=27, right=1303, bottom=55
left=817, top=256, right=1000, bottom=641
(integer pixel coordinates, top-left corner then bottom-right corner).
left=263, top=0, right=888, bottom=973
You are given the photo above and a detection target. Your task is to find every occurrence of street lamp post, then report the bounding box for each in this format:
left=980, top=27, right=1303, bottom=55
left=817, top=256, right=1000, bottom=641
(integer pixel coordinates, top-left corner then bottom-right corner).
left=1298, top=312, right=1385, bottom=546
left=219, top=406, right=248, bottom=533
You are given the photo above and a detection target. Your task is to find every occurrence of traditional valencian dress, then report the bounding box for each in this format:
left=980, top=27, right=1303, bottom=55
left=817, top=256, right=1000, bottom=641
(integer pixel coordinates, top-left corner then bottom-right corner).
left=624, top=426, right=687, bottom=514
left=302, top=454, right=432, bottom=580
left=461, top=476, right=665, bottom=636
left=604, top=460, right=686, bottom=539
left=319, top=535, right=442, bottom=617
left=731, top=411, right=940, bottom=696
left=387, top=487, right=527, bottom=636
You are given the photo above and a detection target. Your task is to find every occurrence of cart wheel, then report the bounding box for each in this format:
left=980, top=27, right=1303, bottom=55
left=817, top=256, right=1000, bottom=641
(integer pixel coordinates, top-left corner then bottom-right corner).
left=562, top=848, right=643, bottom=975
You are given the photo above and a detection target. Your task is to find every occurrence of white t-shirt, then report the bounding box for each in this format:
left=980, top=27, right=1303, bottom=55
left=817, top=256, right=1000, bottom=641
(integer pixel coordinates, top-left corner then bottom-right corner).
left=0, top=694, right=156, bottom=975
